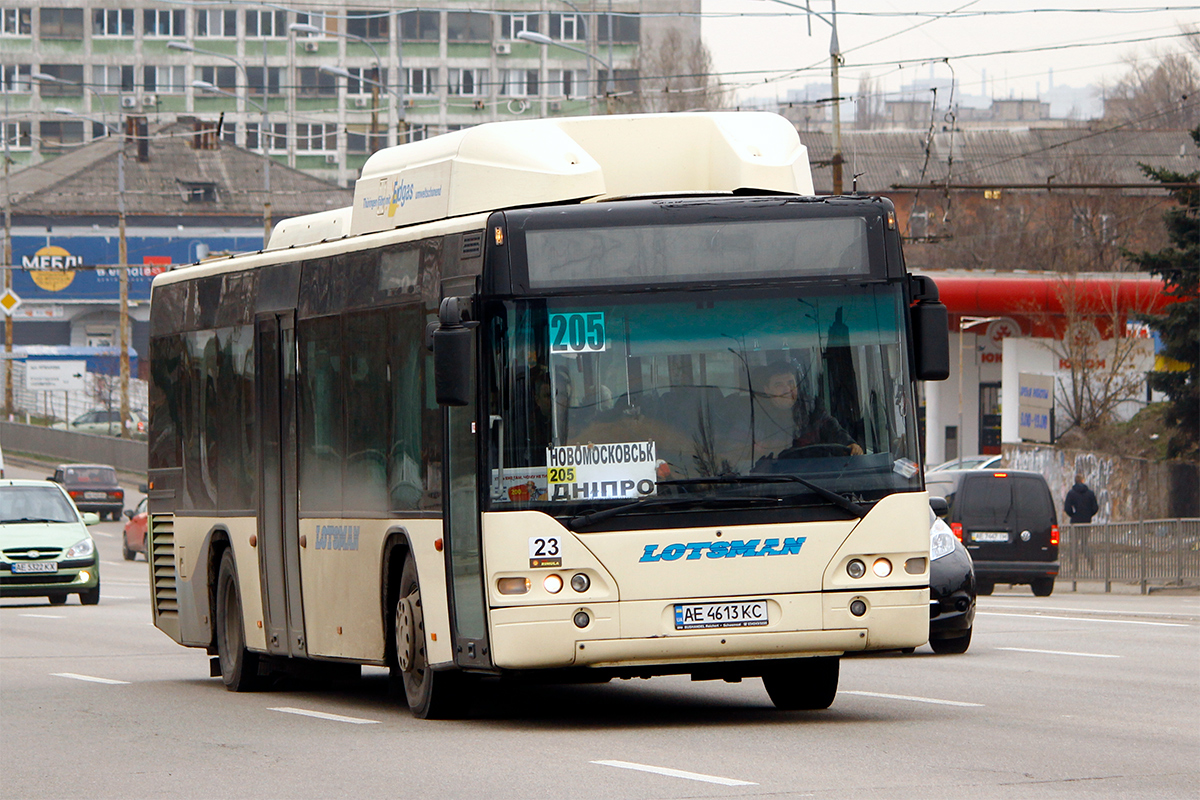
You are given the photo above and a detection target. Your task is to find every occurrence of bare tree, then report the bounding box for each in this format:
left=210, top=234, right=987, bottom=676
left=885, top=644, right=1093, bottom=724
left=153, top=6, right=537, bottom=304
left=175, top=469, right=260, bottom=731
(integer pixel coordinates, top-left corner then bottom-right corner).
left=630, top=29, right=725, bottom=113
left=855, top=72, right=887, bottom=130
left=1105, top=27, right=1200, bottom=129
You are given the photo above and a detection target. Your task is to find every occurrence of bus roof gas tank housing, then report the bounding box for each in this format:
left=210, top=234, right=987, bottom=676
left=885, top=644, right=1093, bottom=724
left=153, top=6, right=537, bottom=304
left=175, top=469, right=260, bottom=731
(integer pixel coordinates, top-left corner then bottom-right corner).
left=343, top=112, right=813, bottom=239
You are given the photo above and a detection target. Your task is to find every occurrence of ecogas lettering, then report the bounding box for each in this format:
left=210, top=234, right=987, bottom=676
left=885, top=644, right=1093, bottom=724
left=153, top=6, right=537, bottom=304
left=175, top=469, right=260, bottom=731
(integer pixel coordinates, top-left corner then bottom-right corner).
left=639, top=538, right=805, bottom=562
left=388, top=179, right=415, bottom=215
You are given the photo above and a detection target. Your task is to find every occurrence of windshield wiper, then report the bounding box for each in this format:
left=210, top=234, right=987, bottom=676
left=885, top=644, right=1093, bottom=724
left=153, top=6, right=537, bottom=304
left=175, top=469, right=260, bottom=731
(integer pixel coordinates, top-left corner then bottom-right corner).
left=2, top=517, right=62, bottom=524
left=658, top=474, right=867, bottom=518
left=567, top=494, right=783, bottom=531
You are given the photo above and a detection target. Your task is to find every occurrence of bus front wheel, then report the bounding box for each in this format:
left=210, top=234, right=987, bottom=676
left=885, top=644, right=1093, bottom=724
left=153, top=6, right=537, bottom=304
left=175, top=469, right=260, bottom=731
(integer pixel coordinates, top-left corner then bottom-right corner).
left=215, top=549, right=261, bottom=692
left=762, top=656, right=839, bottom=710
left=393, top=554, right=470, bottom=719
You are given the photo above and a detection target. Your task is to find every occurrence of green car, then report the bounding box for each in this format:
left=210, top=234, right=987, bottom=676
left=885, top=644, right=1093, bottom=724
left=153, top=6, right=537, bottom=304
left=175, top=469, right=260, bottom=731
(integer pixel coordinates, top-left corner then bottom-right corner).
left=1, top=480, right=102, bottom=605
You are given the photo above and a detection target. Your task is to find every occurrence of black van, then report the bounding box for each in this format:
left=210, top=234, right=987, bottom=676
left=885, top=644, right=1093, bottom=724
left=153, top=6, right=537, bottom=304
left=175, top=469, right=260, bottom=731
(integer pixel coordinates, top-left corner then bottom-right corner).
left=925, top=469, right=1059, bottom=596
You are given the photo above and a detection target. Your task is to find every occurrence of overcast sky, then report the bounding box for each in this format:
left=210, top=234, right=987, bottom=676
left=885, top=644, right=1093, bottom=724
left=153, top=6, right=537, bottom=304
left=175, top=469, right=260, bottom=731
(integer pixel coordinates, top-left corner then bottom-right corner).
left=700, top=1, right=1198, bottom=106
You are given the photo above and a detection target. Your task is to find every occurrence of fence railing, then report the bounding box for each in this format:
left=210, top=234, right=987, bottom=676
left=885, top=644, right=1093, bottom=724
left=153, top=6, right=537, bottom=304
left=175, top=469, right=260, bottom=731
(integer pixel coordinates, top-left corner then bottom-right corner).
left=1060, top=519, right=1200, bottom=593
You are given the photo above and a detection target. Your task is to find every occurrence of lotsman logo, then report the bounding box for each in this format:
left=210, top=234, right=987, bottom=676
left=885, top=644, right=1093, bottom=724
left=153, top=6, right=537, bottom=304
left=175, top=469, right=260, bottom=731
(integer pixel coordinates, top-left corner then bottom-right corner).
left=640, top=538, right=805, bottom=562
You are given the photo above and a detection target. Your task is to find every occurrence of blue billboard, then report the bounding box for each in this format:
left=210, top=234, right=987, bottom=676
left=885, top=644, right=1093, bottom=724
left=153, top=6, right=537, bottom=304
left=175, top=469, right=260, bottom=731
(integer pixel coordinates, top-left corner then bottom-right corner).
left=12, top=232, right=264, bottom=302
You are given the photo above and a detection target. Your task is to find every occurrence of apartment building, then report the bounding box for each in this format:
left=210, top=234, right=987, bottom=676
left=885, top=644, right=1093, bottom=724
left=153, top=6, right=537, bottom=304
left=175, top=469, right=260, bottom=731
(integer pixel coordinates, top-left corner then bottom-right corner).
left=1, top=1, right=700, bottom=186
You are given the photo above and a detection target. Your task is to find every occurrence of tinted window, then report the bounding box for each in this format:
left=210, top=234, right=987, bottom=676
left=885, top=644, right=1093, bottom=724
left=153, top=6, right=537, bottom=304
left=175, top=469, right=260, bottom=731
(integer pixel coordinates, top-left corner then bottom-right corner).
left=958, top=477, right=1014, bottom=526
left=64, top=467, right=116, bottom=484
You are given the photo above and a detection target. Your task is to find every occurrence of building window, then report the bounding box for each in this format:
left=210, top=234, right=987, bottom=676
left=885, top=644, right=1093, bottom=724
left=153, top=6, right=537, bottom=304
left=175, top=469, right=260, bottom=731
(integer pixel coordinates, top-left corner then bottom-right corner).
left=180, top=181, right=218, bottom=202
left=346, top=124, right=386, bottom=154
left=247, top=122, right=287, bottom=153
left=143, top=65, right=185, bottom=94
left=295, top=123, right=337, bottom=152
left=92, top=9, right=134, bottom=37
left=549, top=13, right=582, bottom=41
left=0, top=63, right=31, bottom=93
left=597, top=13, right=639, bottom=43
left=93, top=65, right=135, bottom=94
left=246, top=67, right=283, bottom=96
left=347, top=9, right=389, bottom=40
left=1, top=7, right=31, bottom=35
left=220, top=120, right=236, bottom=146
left=39, top=119, right=85, bottom=148
left=501, top=69, right=538, bottom=98
left=196, top=9, right=236, bottom=37
left=298, top=67, right=337, bottom=97
left=245, top=9, right=286, bottom=37
left=549, top=69, right=578, bottom=99
left=40, top=8, right=84, bottom=39
left=347, top=67, right=387, bottom=95
left=35, top=65, right=84, bottom=96
left=2, top=121, right=31, bottom=149
left=143, top=9, right=185, bottom=37
left=501, top=13, right=538, bottom=40
left=406, top=124, right=430, bottom=143
left=198, top=65, right=238, bottom=92
left=598, top=68, right=638, bottom=94
left=405, top=68, right=437, bottom=96
left=294, top=12, right=333, bottom=36
left=447, top=68, right=482, bottom=97
left=447, top=11, right=489, bottom=42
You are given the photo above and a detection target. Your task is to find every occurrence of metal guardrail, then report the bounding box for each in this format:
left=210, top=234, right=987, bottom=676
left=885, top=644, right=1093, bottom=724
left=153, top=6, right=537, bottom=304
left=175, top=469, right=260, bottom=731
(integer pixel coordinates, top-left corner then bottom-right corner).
left=1060, top=519, right=1200, bottom=593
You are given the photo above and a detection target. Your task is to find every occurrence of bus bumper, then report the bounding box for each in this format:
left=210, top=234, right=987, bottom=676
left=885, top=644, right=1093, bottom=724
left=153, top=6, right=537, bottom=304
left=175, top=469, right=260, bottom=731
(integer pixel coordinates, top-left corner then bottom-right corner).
left=489, top=588, right=928, bottom=670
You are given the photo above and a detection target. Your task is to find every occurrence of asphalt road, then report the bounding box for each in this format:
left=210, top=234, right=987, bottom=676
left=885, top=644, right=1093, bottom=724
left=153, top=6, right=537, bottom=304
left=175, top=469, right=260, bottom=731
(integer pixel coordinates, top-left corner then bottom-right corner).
left=3, top=463, right=1198, bottom=799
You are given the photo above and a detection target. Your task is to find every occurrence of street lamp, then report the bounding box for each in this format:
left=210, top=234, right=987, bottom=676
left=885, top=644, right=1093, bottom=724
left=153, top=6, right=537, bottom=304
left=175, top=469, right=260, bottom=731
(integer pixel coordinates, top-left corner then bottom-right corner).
left=292, top=22, right=406, bottom=143
left=516, top=30, right=614, bottom=114
left=957, top=315, right=1000, bottom=467
left=171, top=42, right=274, bottom=243
left=755, top=0, right=845, bottom=194
left=35, top=79, right=133, bottom=439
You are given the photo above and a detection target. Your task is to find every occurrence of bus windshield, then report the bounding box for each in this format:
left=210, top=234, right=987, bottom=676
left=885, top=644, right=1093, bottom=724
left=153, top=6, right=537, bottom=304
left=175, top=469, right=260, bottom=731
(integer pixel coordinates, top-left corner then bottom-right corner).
left=486, top=284, right=921, bottom=515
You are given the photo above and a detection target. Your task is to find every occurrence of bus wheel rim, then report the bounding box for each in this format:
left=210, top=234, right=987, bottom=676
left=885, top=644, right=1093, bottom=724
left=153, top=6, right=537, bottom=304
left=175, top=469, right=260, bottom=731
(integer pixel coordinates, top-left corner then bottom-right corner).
left=397, top=596, right=415, bottom=672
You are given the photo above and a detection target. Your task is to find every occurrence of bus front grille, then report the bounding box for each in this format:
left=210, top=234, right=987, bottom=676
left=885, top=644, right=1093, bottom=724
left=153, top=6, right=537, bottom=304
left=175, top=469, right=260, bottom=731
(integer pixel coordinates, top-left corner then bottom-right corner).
left=149, top=513, right=178, bottom=617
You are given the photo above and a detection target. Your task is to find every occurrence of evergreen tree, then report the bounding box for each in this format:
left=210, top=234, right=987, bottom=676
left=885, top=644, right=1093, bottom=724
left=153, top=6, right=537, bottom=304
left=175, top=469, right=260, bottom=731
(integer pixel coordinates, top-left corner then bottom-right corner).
left=1127, top=127, right=1199, bottom=458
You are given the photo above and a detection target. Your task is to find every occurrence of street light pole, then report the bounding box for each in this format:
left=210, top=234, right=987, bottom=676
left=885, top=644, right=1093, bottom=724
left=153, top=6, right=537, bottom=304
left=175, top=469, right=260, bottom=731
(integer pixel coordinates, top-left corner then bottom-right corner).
left=957, top=315, right=1000, bottom=467
left=41, top=80, right=133, bottom=438
left=4, top=88, right=13, bottom=416
left=516, top=30, right=614, bottom=114
left=171, top=43, right=273, bottom=243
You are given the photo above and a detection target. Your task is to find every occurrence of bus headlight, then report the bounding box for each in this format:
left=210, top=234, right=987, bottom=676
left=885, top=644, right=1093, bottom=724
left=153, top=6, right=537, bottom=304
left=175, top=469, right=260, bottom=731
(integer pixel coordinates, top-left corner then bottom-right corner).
left=543, top=574, right=564, bottom=594
left=497, top=577, right=530, bottom=595
left=872, top=558, right=892, bottom=578
left=570, top=573, right=590, bottom=592
left=846, top=559, right=866, bottom=579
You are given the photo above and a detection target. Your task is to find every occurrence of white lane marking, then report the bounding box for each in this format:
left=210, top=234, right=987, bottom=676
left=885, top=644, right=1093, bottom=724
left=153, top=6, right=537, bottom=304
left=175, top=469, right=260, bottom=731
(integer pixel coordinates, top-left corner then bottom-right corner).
left=268, top=707, right=380, bottom=725
left=52, top=672, right=130, bottom=685
left=591, top=760, right=757, bottom=787
left=997, top=647, right=1119, bottom=659
left=978, top=611, right=1188, bottom=628
left=92, top=532, right=115, bottom=538
left=985, top=602, right=1198, bottom=619
left=842, top=690, right=983, bottom=708
left=101, top=595, right=135, bottom=600
left=20, top=613, right=65, bottom=619
left=101, top=561, right=127, bottom=567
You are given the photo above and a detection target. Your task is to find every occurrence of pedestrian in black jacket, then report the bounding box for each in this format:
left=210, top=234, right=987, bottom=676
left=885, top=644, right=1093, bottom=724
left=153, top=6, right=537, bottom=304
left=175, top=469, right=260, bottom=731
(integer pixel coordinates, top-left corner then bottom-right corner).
left=1064, top=474, right=1099, bottom=523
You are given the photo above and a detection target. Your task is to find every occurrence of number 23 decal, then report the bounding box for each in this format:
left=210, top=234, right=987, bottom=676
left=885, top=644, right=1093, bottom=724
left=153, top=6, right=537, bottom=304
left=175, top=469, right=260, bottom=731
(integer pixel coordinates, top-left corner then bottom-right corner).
left=529, top=535, right=561, bottom=558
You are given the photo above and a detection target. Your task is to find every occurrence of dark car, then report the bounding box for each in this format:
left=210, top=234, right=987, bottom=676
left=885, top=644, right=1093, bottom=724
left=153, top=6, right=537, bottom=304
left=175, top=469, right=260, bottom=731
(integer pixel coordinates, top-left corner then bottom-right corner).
left=925, top=469, right=1059, bottom=596
left=47, top=464, right=125, bottom=521
left=122, top=496, right=147, bottom=561
left=928, top=499, right=976, bottom=653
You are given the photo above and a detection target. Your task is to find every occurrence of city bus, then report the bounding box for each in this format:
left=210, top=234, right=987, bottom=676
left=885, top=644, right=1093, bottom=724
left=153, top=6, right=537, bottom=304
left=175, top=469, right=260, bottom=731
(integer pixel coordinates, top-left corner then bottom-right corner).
left=146, top=112, right=950, bottom=718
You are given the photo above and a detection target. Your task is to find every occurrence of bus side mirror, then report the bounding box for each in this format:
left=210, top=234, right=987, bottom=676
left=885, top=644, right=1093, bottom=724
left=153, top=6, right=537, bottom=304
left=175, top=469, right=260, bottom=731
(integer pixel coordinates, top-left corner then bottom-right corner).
left=929, top=496, right=949, bottom=518
left=912, top=301, right=949, bottom=381
left=432, top=297, right=475, bottom=407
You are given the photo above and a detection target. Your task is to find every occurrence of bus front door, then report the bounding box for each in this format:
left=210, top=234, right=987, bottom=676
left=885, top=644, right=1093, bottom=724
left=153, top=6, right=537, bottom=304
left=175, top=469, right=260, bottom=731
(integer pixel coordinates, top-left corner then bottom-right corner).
left=443, top=346, right=492, bottom=670
left=256, top=312, right=306, bottom=658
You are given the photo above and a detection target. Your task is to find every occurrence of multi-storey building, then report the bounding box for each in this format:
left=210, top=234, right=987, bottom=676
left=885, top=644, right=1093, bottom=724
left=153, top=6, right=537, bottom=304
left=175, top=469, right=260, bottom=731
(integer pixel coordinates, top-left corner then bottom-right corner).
left=2, top=1, right=701, bottom=186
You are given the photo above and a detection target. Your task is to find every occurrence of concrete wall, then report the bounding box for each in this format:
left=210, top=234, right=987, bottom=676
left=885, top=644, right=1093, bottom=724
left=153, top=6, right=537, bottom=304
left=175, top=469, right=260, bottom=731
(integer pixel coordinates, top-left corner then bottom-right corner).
left=1003, top=442, right=1199, bottom=522
left=0, top=421, right=147, bottom=476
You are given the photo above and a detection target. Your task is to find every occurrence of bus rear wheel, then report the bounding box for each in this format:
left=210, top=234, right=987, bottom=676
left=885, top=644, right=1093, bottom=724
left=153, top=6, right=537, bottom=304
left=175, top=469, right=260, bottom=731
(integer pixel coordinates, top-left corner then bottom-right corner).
left=762, top=656, right=839, bottom=710
left=393, top=554, right=469, bottom=719
left=215, top=549, right=261, bottom=692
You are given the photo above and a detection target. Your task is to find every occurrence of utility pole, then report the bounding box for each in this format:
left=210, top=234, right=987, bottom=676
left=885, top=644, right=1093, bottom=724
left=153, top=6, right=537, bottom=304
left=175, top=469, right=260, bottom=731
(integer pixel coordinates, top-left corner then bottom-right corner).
left=3, top=90, right=12, bottom=416
left=117, top=122, right=129, bottom=438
